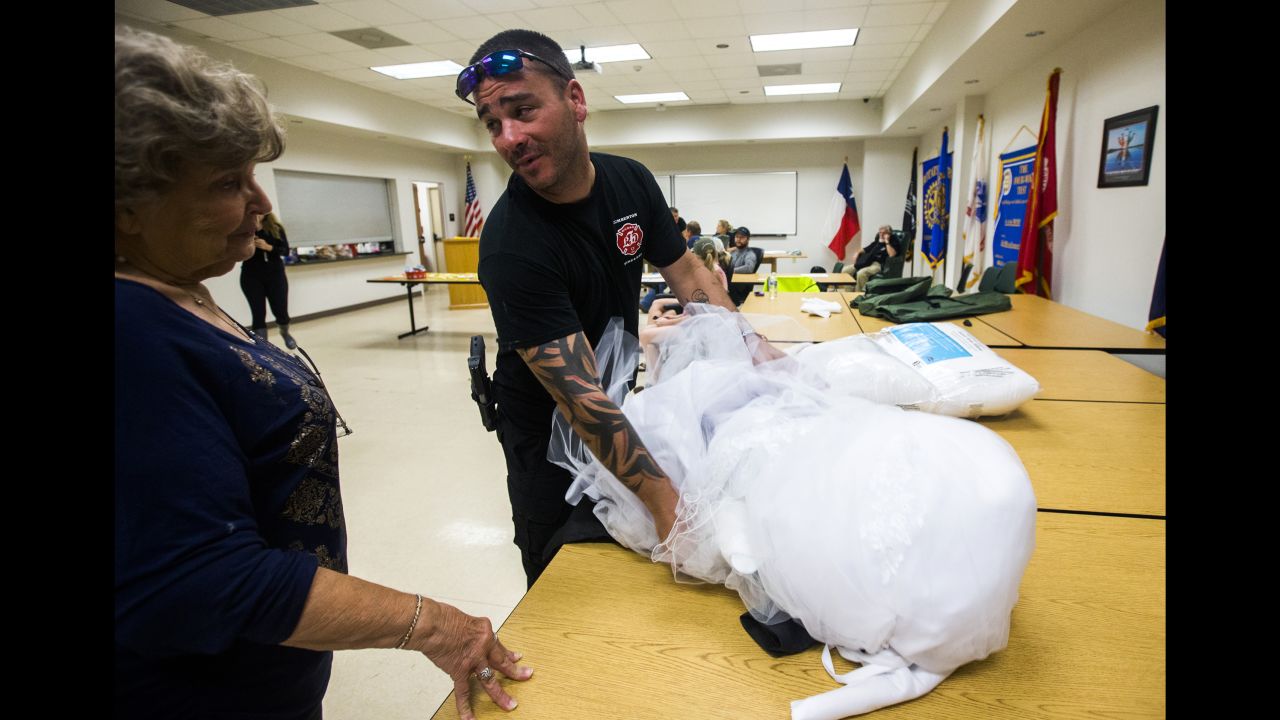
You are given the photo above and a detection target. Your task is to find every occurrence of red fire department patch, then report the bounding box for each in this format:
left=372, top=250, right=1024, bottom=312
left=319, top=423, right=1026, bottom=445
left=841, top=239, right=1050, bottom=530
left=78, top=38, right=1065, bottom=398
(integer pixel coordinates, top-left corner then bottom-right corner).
left=616, top=222, right=643, bottom=256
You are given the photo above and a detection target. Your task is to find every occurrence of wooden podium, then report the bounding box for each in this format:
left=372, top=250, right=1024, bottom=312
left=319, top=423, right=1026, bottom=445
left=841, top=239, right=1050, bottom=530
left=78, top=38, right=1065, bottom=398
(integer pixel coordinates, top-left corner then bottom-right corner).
left=441, top=237, right=489, bottom=309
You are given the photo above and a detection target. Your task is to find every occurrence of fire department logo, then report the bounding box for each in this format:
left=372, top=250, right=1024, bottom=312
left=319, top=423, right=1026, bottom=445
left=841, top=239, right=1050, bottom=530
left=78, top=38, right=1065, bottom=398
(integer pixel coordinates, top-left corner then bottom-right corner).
left=616, top=222, right=643, bottom=256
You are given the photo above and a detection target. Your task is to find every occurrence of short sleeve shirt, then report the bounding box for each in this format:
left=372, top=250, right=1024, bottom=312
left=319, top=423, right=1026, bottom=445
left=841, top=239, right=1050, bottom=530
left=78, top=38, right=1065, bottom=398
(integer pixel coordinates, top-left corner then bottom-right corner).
left=479, top=152, right=685, bottom=434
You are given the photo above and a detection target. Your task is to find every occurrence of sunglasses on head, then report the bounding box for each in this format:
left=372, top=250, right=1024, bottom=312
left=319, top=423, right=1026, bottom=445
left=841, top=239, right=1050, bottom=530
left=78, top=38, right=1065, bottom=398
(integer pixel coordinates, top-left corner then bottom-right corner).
left=455, top=49, right=572, bottom=105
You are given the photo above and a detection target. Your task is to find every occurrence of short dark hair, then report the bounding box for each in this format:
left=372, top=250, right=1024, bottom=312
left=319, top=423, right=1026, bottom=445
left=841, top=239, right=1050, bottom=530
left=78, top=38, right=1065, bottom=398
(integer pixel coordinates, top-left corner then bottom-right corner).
left=469, top=29, right=574, bottom=92
left=686, top=220, right=701, bottom=235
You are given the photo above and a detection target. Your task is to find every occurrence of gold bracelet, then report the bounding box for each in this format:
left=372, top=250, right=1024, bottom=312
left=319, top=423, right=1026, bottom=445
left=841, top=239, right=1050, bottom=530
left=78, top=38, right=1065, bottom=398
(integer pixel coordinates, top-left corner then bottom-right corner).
left=395, top=593, right=423, bottom=650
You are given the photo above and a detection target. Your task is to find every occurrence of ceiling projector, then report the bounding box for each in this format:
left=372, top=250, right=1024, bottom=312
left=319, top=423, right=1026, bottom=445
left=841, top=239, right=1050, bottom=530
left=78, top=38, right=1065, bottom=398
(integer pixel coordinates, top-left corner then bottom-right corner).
left=571, top=45, right=603, bottom=74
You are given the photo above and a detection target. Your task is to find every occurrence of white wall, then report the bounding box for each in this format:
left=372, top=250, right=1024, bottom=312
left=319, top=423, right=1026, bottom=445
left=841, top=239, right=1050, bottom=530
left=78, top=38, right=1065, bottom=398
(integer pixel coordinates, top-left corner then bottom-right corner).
left=206, top=123, right=465, bottom=322
left=616, top=141, right=867, bottom=270
left=982, top=0, right=1165, bottom=330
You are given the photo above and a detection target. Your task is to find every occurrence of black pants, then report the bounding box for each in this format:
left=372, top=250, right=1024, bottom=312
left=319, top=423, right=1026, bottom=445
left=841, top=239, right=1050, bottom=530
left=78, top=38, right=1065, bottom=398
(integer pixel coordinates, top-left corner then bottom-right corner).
left=240, top=263, right=290, bottom=330
left=497, top=412, right=610, bottom=588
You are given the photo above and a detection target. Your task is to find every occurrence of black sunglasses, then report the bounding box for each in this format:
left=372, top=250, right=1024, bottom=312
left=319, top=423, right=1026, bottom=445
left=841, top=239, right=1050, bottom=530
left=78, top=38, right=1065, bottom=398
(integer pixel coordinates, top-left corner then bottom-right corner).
left=455, top=49, right=571, bottom=105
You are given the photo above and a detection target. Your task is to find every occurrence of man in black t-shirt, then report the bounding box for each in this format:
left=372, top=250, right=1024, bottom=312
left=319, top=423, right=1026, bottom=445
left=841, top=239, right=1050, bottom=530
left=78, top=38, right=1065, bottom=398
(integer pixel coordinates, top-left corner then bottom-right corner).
left=458, top=29, right=785, bottom=586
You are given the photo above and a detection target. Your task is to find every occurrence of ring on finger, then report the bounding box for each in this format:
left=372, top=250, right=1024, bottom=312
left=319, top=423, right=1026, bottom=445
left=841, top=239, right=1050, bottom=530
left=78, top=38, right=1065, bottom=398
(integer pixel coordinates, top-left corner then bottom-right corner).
left=476, top=666, right=495, bottom=682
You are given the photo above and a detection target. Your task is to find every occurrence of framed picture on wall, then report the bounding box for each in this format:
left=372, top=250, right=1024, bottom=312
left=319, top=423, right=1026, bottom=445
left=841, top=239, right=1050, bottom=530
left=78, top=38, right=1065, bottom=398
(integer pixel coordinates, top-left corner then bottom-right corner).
left=1097, top=105, right=1158, bottom=188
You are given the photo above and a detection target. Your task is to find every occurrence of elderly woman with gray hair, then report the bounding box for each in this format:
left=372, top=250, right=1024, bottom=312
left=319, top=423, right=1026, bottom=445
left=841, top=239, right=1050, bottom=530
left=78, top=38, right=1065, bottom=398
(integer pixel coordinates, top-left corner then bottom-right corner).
left=114, top=26, right=529, bottom=720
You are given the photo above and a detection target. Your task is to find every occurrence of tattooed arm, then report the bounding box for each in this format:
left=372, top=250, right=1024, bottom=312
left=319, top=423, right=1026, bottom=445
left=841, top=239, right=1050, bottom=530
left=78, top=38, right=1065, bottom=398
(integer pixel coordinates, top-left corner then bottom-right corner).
left=657, top=251, right=736, bottom=311
left=517, top=333, right=680, bottom=540
left=657, top=250, right=789, bottom=364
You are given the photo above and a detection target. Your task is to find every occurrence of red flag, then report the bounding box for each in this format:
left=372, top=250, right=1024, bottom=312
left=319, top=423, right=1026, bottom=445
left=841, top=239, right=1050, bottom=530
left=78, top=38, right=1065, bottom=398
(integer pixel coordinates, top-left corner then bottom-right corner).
left=1015, top=68, right=1061, bottom=298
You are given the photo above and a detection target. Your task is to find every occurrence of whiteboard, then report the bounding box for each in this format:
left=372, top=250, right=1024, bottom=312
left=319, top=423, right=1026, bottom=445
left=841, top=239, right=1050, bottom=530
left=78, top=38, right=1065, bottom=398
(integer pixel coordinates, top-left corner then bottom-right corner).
left=273, top=170, right=395, bottom=246
left=672, top=172, right=797, bottom=236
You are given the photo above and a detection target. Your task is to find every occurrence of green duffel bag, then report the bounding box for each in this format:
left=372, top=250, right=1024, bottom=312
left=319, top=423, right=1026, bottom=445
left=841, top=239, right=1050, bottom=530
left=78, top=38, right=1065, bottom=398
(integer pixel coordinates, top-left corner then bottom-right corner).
left=853, top=276, right=935, bottom=314
left=862, top=290, right=1012, bottom=323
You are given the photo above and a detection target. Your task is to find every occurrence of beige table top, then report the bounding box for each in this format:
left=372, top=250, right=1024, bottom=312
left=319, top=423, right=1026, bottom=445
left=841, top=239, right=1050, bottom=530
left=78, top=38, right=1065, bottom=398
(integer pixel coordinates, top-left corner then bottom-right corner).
left=979, top=399, right=1165, bottom=517
left=732, top=272, right=855, bottom=285
left=432, top=512, right=1164, bottom=720
left=974, top=294, right=1167, bottom=352
left=367, top=272, right=480, bottom=284
left=839, top=291, right=1023, bottom=348
left=738, top=291, right=862, bottom=342
left=998, top=348, right=1166, bottom=404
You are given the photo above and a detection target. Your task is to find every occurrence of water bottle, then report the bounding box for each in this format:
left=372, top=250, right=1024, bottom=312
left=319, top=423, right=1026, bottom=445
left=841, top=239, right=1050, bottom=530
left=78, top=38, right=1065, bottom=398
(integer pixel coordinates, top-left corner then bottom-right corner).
left=767, top=271, right=779, bottom=300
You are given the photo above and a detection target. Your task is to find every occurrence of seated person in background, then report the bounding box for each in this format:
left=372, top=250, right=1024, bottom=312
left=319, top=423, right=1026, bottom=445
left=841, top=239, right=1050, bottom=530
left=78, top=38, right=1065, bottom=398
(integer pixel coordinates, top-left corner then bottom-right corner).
left=851, top=224, right=901, bottom=291
left=692, top=237, right=728, bottom=290
left=639, top=296, right=686, bottom=376
left=728, top=226, right=760, bottom=275
left=683, top=220, right=702, bottom=249
left=714, top=219, right=734, bottom=243
left=670, top=206, right=686, bottom=234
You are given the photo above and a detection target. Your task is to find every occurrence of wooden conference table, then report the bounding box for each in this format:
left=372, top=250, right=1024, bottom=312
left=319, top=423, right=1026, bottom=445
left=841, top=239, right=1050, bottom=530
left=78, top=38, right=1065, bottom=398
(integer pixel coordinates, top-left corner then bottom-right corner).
left=738, top=291, right=860, bottom=342
left=431, top=511, right=1165, bottom=719
left=366, top=273, right=481, bottom=338
left=973, top=294, right=1167, bottom=353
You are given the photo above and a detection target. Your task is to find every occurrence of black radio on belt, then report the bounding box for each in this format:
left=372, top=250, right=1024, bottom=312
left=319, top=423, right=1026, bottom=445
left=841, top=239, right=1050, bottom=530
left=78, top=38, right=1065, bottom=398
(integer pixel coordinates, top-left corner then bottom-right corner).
left=468, top=335, right=498, bottom=432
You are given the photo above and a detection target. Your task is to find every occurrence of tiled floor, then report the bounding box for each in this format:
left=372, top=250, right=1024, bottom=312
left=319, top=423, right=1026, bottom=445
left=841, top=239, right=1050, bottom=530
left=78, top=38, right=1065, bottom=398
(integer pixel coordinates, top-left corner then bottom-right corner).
left=288, top=288, right=527, bottom=718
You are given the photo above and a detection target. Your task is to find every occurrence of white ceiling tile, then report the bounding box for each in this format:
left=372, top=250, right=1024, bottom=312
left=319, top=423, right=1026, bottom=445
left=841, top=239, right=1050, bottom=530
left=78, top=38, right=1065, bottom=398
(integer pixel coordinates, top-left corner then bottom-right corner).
left=849, top=56, right=899, bottom=71
left=223, top=11, right=315, bottom=37
left=743, top=12, right=809, bottom=35
left=904, top=41, right=919, bottom=55
left=799, top=46, right=854, bottom=62
left=432, top=40, right=482, bottom=59
left=604, top=0, right=680, bottom=24
left=804, top=59, right=851, bottom=75
left=530, top=0, right=593, bottom=7
left=287, top=32, right=368, bottom=53
left=640, top=39, right=704, bottom=60
left=380, top=20, right=458, bottom=44
left=852, top=43, right=906, bottom=59
left=576, top=3, right=622, bottom=26
left=514, top=6, right=592, bottom=30
left=703, top=52, right=754, bottom=69
left=116, top=0, right=206, bottom=22
left=628, top=20, right=692, bottom=43
left=712, top=65, right=759, bottom=80
left=857, top=25, right=918, bottom=44
left=388, top=0, right=475, bottom=20
left=269, top=6, right=367, bottom=32
left=328, top=1, right=422, bottom=25
left=753, top=49, right=802, bottom=64
left=680, top=78, right=728, bottom=92
left=696, top=37, right=752, bottom=56
left=327, top=67, right=395, bottom=83
left=845, top=69, right=891, bottom=83
left=864, top=2, right=932, bottom=26
left=805, top=0, right=871, bottom=10
left=377, top=45, right=439, bottom=62
left=435, top=15, right=507, bottom=40
left=894, top=55, right=909, bottom=70
left=674, top=0, right=740, bottom=20
left=287, top=54, right=357, bottom=72
left=485, top=12, right=528, bottom=31
left=331, top=48, right=405, bottom=66
left=912, top=24, right=933, bottom=42
left=172, top=17, right=268, bottom=42
left=687, top=90, right=730, bottom=104
left=229, top=37, right=318, bottom=59
left=687, top=16, right=747, bottom=40
left=926, top=2, right=947, bottom=24
left=803, top=6, right=868, bottom=29
left=733, top=95, right=767, bottom=104
left=558, top=25, right=637, bottom=45
left=460, top=0, right=539, bottom=11
left=737, top=0, right=776, bottom=15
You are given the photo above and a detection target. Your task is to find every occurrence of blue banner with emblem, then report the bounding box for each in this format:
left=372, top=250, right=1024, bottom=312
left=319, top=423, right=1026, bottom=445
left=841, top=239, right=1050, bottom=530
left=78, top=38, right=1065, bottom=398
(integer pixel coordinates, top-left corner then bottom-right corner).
left=921, top=153, right=952, bottom=269
left=991, top=146, right=1037, bottom=268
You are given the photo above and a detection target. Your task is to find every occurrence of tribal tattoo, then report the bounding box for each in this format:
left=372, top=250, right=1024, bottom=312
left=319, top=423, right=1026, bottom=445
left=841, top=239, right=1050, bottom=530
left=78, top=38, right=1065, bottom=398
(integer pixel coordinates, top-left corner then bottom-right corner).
left=518, top=333, right=669, bottom=494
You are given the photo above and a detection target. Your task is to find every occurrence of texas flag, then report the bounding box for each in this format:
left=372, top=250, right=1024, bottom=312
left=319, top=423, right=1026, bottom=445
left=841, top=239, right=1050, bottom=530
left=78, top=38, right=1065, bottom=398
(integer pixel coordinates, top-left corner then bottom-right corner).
left=823, top=163, right=862, bottom=260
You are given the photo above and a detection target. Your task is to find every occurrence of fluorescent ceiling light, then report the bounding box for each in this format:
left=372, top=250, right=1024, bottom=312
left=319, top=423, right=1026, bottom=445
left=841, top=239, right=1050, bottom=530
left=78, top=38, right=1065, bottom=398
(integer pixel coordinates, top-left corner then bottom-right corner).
left=764, top=83, right=842, bottom=96
left=615, top=92, right=690, bottom=104
left=371, top=60, right=464, bottom=80
left=565, top=43, right=651, bottom=64
left=750, top=28, right=858, bottom=52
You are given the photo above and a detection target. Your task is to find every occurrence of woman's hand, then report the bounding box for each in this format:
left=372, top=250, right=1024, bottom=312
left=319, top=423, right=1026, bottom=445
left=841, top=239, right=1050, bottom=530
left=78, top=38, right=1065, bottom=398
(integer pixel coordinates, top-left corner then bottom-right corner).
left=414, top=599, right=533, bottom=720
left=253, top=238, right=273, bottom=251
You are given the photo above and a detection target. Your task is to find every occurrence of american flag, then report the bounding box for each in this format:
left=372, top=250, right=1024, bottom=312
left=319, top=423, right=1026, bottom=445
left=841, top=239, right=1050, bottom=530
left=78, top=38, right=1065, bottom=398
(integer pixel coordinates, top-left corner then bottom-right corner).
left=463, top=161, right=484, bottom=237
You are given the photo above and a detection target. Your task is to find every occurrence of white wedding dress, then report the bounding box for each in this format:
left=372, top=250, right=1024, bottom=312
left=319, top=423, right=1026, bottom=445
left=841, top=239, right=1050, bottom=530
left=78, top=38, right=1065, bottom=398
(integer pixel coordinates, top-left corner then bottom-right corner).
left=549, top=306, right=1037, bottom=719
